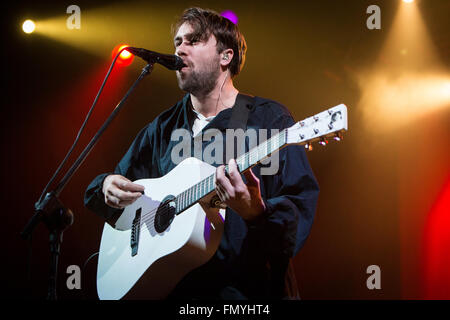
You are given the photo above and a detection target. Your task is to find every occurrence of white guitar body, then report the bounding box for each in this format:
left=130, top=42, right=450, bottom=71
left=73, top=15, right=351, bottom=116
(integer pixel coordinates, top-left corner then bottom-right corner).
left=97, top=157, right=225, bottom=300
left=95, top=103, right=348, bottom=300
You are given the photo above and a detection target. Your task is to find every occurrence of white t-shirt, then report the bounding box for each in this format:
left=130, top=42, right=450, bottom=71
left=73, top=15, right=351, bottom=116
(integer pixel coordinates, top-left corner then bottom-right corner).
left=191, top=108, right=227, bottom=219
left=192, top=108, right=216, bottom=137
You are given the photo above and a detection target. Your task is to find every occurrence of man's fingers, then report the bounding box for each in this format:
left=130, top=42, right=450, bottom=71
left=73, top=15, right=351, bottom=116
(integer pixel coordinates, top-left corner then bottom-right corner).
left=105, top=195, right=122, bottom=209
left=105, top=192, right=140, bottom=209
left=103, top=175, right=144, bottom=209
left=216, top=165, right=234, bottom=196
left=116, top=180, right=145, bottom=193
left=227, top=159, right=245, bottom=188
left=108, top=187, right=142, bottom=202
left=242, top=168, right=259, bottom=187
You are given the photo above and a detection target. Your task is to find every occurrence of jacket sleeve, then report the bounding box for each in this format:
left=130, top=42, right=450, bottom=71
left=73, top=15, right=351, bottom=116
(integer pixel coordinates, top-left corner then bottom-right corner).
left=249, top=112, right=320, bottom=258
left=83, top=122, right=158, bottom=225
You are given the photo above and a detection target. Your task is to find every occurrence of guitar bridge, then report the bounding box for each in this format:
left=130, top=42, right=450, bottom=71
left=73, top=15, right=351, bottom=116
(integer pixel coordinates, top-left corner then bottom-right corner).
left=130, top=208, right=141, bottom=257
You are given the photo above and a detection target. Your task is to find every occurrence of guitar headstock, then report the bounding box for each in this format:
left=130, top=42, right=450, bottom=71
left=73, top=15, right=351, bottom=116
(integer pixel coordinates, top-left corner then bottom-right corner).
left=286, top=104, right=348, bottom=150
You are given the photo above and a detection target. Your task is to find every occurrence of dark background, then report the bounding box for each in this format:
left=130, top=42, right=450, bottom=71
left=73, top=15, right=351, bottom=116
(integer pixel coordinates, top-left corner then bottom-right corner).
left=2, top=0, right=449, bottom=300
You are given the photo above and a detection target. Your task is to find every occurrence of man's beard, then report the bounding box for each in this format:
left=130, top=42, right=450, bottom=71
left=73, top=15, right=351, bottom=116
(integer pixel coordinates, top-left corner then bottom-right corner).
left=176, top=56, right=221, bottom=96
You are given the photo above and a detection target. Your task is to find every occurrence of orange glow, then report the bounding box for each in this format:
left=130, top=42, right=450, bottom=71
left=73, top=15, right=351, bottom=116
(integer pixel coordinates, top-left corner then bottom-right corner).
left=112, top=44, right=134, bottom=67
left=355, top=1, right=450, bottom=132
left=119, top=45, right=132, bottom=59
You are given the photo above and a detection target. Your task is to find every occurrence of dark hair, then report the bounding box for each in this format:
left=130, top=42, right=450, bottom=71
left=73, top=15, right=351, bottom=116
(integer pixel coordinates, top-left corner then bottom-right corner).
left=172, top=7, right=247, bottom=77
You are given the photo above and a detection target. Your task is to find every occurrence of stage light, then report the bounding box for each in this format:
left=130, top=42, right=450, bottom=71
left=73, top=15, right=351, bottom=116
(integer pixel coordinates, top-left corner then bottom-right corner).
left=22, top=20, right=35, bottom=34
left=403, top=0, right=414, bottom=3
left=220, top=10, right=238, bottom=25
left=120, top=47, right=132, bottom=60
left=112, top=44, right=134, bottom=67
left=424, top=176, right=450, bottom=299
left=356, top=0, right=450, bottom=131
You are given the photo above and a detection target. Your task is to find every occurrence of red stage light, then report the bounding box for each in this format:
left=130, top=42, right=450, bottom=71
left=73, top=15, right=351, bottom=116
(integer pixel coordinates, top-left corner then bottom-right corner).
left=423, top=176, right=450, bottom=299
left=112, top=44, right=134, bottom=67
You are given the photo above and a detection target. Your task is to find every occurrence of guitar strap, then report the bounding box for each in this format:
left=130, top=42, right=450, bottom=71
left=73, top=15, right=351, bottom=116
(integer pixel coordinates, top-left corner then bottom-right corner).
left=227, top=93, right=255, bottom=131
left=208, top=93, right=254, bottom=208
left=228, top=93, right=301, bottom=300
left=225, top=93, right=255, bottom=164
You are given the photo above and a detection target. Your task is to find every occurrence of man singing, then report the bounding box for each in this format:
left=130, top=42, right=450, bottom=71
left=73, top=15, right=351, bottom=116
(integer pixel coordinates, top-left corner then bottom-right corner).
left=85, top=7, right=319, bottom=299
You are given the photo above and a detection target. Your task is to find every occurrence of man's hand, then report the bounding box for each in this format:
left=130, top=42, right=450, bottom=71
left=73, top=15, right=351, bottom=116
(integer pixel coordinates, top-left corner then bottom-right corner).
left=102, top=174, right=145, bottom=209
left=215, top=159, right=266, bottom=221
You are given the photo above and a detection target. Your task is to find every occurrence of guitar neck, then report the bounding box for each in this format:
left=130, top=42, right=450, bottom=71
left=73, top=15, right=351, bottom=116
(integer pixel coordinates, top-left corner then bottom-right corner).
left=173, top=103, right=348, bottom=214
left=175, top=129, right=288, bottom=214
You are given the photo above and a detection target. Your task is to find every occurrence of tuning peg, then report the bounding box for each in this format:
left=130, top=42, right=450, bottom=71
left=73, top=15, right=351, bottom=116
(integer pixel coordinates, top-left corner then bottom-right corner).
left=333, top=132, right=343, bottom=141
left=319, top=138, right=328, bottom=146
left=305, top=143, right=313, bottom=151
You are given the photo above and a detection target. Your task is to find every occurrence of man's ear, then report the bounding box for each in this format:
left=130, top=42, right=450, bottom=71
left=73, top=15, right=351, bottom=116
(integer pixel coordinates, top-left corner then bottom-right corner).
left=220, top=48, right=234, bottom=68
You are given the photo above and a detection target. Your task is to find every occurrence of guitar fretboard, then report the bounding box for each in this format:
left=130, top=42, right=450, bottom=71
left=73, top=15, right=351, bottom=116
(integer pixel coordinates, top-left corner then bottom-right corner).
left=175, top=129, right=287, bottom=213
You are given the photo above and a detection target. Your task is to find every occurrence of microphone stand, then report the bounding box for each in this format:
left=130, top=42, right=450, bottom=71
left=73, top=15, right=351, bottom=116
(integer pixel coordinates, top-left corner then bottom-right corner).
left=21, top=63, right=154, bottom=300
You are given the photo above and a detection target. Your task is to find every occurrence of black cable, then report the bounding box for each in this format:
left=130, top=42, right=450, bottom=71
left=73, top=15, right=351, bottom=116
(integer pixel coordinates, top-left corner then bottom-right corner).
left=27, top=234, right=33, bottom=297
left=83, top=251, right=99, bottom=271
left=82, top=251, right=99, bottom=299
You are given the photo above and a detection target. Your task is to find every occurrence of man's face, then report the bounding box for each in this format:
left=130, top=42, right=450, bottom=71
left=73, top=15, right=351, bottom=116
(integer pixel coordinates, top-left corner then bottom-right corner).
left=174, top=22, right=221, bottom=96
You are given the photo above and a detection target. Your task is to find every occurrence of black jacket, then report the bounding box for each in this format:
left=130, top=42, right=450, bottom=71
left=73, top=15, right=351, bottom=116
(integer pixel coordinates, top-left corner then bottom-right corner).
left=84, top=93, right=319, bottom=299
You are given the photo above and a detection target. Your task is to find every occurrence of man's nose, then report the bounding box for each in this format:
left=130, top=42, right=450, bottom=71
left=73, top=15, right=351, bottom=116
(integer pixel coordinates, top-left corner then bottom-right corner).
left=176, top=42, right=188, bottom=57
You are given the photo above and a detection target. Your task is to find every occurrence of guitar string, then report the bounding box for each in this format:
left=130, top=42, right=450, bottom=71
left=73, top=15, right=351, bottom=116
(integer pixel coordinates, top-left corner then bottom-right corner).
left=131, top=120, right=340, bottom=229
left=136, top=130, right=286, bottom=228
left=135, top=130, right=287, bottom=229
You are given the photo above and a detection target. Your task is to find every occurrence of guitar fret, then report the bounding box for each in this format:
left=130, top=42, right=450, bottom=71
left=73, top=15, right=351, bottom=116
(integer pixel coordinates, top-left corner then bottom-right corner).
left=175, top=130, right=289, bottom=214
left=181, top=190, right=185, bottom=210
left=186, top=188, right=190, bottom=207
left=261, top=140, right=267, bottom=159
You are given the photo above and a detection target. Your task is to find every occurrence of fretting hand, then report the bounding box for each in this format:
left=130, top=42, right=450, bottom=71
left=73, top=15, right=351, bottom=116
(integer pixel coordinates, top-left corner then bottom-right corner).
left=215, top=159, right=266, bottom=220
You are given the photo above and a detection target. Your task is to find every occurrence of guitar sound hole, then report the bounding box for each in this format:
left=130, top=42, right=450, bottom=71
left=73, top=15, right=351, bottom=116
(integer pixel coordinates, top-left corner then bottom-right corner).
left=154, top=195, right=176, bottom=233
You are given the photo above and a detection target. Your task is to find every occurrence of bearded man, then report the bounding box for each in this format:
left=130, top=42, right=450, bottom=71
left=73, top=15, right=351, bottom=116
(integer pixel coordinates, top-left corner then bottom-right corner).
left=85, top=7, right=319, bottom=300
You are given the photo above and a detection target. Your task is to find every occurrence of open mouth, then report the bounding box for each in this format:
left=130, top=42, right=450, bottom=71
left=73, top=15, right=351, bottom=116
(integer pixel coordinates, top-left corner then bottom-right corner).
left=179, top=65, right=189, bottom=73
left=180, top=60, right=190, bottom=69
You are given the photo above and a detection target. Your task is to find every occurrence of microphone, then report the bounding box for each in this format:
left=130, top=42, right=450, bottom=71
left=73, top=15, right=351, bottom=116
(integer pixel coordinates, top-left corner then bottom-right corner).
left=125, top=47, right=185, bottom=70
